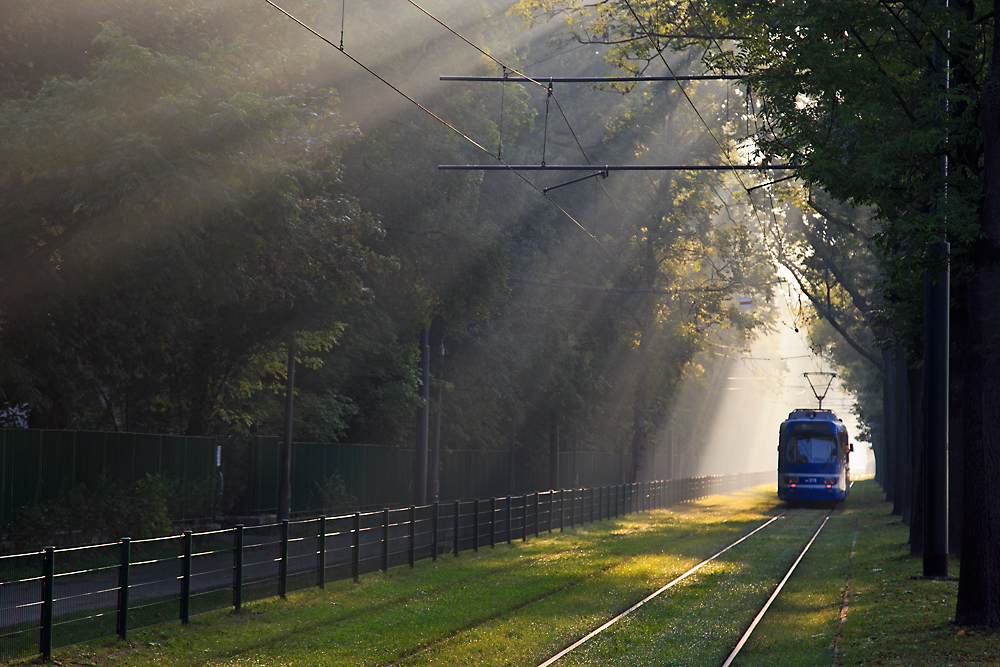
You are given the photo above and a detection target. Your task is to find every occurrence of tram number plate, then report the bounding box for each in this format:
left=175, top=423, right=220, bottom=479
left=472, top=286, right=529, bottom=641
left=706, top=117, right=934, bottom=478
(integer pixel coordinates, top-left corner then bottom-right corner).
left=801, top=477, right=820, bottom=484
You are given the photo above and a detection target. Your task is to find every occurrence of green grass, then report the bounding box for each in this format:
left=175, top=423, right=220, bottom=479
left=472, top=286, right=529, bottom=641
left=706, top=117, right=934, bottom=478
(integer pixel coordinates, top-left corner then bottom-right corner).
left=21, top=481, right=1000, bottom=666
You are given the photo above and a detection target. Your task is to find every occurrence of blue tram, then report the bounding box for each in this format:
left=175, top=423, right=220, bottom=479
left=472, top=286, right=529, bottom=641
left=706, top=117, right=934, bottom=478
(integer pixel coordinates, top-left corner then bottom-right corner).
left=777, top=408, right=852, bottom=504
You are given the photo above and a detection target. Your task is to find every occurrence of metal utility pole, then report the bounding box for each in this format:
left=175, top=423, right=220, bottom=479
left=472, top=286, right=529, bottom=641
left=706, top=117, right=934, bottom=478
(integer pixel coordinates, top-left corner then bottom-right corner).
left=415, top=328, right=430, bottom=505
left=431, top=338, right=444, bottom=503
left=277, top=335, right=296, bottom=521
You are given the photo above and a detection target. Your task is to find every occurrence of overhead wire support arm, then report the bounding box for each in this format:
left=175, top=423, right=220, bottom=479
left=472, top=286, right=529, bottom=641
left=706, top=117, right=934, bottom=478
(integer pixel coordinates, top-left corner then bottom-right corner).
left=441, top=75, right=745, bottom=83
left=440, top=164, right=792, bottom=171
left=543, top=169, right=609, bottom=194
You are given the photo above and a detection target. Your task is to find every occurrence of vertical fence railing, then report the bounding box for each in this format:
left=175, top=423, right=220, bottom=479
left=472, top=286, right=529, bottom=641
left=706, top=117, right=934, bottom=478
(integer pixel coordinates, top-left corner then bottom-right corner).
left=180, top=531, right=192, bottom=624
left=432, top=502, right=439, bottom=561
left=408, top=506, right=416, bottom=568
left=2, top=470, right=775, bottom=663
left=234, top=525, right=244, bottom=611
left=318, top=516, right=327, bottom=588
left=117, top=538, right=130, bottom=640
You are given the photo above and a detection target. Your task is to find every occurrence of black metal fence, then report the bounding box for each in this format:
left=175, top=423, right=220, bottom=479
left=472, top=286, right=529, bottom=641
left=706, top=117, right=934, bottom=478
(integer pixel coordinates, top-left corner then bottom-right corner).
left=0, top=471, right=774, bottom=661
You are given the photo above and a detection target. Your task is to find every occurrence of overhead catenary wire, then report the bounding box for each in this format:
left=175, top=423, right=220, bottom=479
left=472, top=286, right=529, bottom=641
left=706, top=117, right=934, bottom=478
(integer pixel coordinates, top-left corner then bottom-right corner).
left=262, top=0, right=619, bottom=262
left=405, top=0, right=792, bottom=263
left=404, top=0, right=645, bottom=243
left=389, top=0, right=647, bottom=252
left=626, top=0, right=810, bottom=347
left=620, top=0, right=790, bottom=278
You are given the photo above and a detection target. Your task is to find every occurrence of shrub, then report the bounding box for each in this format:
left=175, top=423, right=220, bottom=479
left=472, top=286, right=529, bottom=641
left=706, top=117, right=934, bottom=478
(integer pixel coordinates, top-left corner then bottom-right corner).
left=314, top=473, right=357, bottom=515
left=8, top=474, right=186, bottom=549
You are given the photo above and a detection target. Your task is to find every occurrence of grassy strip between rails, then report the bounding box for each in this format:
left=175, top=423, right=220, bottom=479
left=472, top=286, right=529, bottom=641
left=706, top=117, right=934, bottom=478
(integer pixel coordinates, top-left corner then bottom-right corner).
left=26, top=488, right=779, bottom=666
left=22, top=480, right=1000, bottom=667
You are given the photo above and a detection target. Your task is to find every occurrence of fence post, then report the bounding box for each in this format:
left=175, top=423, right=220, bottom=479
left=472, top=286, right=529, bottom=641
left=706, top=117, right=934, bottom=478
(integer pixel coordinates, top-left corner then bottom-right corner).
left=473, top=499, right=480, bottom=552
left=352, top=513, right=361, bottom=583
left=548, top=492, right=554, bottom=533
left=117, top=538, right=130, bottom=640
left=534, top=492, right=540, bottom=537
left=560, top=490, right=565, bottom=532
left=453, top=500, right=460, bottom=557
left=522, top=495, right=528, bottom=542
left=381, top=508, right=390, bottom=572
left=40, top=546, right=54, bottom=660
left=490, top=498, right=496, bottom=548
left=181, top=530, right=192, bottom=623
left=279, top=520, right=289, bottom=599
left=318, top=516, right=326, bottom=588
left=234, top=525, right=244, bottom=611
left=506, top=497, right=513, bottom=544
left=432, top=502, right=439, bottom=562
left=408, top=506, right=416, bottom=568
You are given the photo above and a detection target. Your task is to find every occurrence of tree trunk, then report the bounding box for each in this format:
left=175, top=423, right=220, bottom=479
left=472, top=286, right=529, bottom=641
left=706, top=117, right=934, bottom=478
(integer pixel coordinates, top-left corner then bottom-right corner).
left=956, top=45, right=1000, bottom=626
left=950, top=281, right=968, bottom=555
left=881, top=349, right=896, bottom=497
left=508, top=414, right=516, bottom=495
left=572, top=427, right=579, bottom=487
left=893, top=347, right=912, bottom=519
left=908, top=366, right=924, bottom=553
left=630, top=370, right=648, bottom=483
left=549, top=411, right=559, bottom=490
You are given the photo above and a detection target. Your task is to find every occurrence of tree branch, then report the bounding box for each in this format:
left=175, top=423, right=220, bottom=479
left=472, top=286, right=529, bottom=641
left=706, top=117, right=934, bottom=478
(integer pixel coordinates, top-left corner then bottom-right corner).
left=783, top=260, right=883, bottom=370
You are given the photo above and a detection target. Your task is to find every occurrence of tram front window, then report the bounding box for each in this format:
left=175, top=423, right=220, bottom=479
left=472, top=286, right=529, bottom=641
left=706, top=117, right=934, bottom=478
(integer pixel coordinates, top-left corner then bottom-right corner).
left=787, top=436, right=837, bottom=464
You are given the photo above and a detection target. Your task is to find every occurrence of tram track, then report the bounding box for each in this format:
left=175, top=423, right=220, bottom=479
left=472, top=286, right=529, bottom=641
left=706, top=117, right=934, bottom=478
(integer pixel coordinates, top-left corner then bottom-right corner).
left=385, top=508, right=785, bottom=667
left=531, top=506, right=837, bottom=667
left=536, top=513, right=787, bottom=667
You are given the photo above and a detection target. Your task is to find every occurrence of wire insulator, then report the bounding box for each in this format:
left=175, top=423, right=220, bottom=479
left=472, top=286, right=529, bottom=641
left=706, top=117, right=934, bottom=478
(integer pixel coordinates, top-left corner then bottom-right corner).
left=339, top=0, right=346, bottom=50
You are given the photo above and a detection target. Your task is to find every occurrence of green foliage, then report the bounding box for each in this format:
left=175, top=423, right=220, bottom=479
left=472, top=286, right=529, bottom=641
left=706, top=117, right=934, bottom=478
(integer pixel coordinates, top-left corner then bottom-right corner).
left=0, top=14, right=383, bottom=433
left=6, top=474, right=196, bottom=549
left=0, top=0, right=779, bottom=477
left=313, top=473, right=357, bottom=515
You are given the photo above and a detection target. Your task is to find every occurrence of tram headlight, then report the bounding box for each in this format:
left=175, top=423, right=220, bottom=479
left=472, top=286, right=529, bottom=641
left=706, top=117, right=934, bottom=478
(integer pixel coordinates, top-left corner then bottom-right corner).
left=785, top=475, right=798, bottom=485
left=824, top=478, right=837, bottom=485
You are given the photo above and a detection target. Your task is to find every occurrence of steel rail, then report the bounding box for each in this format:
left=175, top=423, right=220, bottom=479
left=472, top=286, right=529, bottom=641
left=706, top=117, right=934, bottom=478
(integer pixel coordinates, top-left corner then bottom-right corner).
left=535, top=512, right=786, bottom=667
left=720, top=513, right=832, bottom=666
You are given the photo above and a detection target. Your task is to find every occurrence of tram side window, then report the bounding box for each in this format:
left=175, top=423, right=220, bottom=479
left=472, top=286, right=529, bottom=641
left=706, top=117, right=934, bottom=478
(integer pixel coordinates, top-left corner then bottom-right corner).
left=788, top=436, right=838, bottom=464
